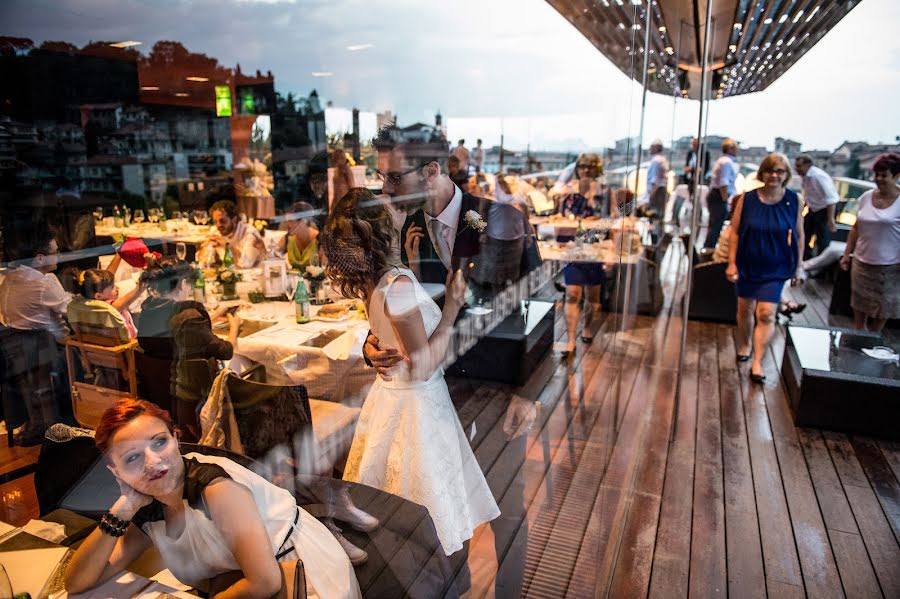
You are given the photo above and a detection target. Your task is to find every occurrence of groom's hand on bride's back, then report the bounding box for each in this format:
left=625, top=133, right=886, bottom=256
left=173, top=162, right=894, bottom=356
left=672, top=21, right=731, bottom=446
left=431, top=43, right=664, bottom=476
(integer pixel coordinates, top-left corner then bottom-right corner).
left=364, top=333, right=403, bottom=379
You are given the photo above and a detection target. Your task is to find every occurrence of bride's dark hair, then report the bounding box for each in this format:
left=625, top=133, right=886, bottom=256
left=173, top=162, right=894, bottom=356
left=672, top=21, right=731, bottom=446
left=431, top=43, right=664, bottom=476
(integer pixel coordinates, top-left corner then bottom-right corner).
left=322, top=187, right=397, bottom=301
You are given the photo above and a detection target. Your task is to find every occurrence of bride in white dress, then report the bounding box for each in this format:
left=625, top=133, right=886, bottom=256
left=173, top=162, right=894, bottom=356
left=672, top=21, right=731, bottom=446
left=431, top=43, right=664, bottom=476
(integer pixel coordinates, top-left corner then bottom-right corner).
left=322, top=188, right=500, bottom=555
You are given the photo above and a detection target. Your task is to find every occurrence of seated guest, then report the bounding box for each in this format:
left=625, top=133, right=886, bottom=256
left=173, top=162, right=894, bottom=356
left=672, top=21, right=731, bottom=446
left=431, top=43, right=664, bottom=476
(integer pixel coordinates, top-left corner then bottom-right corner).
left=198, top=200, right=266, bottom=268
left=64, top=399, right=361, bottom=598
left=0, top=225, right=70, bottom=341
left=67, top=268, right=144, bottom=341
left=0, top=221, right=72, bottom=443
left=277, top=201, right=321, bottom=270
left=136, top=257, right=193, bottom=359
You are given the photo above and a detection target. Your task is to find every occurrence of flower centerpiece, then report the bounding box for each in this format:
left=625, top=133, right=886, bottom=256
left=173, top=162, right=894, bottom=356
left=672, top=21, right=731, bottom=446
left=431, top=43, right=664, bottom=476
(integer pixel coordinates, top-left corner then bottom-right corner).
left=216, top=268, right=243, bottom=300
left=303, top=265, right=327, bottom=304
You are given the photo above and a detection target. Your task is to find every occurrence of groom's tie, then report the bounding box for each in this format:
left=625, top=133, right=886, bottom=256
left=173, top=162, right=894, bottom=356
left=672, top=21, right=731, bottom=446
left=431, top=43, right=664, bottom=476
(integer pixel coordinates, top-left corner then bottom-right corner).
left=429, top=218, right=451, bottom=269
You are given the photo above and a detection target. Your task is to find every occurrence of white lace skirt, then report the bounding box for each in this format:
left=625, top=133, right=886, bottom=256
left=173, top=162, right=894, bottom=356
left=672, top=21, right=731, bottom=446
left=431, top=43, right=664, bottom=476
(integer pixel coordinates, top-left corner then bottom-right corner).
left=343, top=373, right=500, bottom=555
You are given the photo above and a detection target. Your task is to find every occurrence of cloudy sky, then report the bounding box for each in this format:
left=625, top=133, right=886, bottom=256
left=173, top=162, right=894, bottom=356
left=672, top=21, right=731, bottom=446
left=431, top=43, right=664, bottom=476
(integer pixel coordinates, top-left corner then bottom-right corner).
left=3, top=0, right=898, bottom=152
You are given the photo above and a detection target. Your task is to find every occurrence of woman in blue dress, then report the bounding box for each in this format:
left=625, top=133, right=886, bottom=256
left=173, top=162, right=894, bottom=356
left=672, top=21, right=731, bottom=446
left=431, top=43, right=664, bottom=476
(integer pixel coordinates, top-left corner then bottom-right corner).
left=726, top=153, right=804, bottom=383
left=557, top=153, right=606, bottom=356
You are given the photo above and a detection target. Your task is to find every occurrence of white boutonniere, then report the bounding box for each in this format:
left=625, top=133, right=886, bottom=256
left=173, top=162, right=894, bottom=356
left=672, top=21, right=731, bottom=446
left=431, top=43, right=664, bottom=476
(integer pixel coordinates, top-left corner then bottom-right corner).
left=462, top=210, right=487, bottom=233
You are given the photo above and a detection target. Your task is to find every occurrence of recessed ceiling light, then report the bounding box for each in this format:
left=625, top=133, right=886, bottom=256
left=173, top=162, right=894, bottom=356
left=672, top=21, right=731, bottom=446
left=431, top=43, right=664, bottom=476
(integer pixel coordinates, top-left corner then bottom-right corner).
left=733, top=23, right=742, bottom=29
left=346, top=43, right=373, bottom=52
left=779, top=14, right=788, bottom=24
left=764, top=17, right=772, bottom=25
left=658, top=26, right=666, bottom=32
left=175, top=92, right=189, bottom=97
left=793, top=10, right=804, bottom=23
left=109, top=41, right=141, bottom=48
left=185, top=76, right=209, bottom=82
left=140, top=86, right=160, bottom=91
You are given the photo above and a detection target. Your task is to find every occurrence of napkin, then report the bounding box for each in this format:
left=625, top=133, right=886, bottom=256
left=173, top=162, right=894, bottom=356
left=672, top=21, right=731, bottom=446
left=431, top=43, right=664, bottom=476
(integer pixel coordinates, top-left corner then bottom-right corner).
left=322, top=328, right=367, bottom=361
left=22, top=519, right=66, bottom=543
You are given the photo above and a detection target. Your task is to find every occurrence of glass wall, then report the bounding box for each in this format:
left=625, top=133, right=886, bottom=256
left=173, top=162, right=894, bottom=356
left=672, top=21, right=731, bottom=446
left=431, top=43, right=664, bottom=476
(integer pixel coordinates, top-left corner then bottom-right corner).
left=1, top=0, right=895, bottom=597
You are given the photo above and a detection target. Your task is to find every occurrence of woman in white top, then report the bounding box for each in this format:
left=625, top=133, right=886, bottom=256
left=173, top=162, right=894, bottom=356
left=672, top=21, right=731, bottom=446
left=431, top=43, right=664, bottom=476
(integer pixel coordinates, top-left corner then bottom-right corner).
left=840, top=153, right=900, bottom=331
left=64, top=399, right=360, bottom=599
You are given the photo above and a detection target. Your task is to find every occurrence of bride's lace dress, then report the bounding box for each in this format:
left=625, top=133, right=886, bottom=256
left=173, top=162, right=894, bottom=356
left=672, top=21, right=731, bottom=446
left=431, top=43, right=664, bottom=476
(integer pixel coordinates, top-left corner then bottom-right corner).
left=342, top=266, right=500, bottom=555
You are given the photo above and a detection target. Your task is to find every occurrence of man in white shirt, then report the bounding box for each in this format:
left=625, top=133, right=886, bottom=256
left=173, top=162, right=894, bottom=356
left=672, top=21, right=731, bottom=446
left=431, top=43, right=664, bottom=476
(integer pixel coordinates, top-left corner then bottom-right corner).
left=0, top=225, right=72, bottom=444
left=452, top=139, right=470, bottom=176
left=644, top=141, right=669, bottom=237
left=200, top=199, right=266, bottom=268
left=0, top=235, right=70, bottom=340
left=795, top=154, right=839, bottom=259
left=472, top=139, right=485, bottom=173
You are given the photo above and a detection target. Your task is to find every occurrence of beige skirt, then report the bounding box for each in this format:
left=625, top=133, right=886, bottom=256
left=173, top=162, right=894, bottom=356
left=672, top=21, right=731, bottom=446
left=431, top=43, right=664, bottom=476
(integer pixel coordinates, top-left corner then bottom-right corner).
left=851, top=258, right=900, bottom=320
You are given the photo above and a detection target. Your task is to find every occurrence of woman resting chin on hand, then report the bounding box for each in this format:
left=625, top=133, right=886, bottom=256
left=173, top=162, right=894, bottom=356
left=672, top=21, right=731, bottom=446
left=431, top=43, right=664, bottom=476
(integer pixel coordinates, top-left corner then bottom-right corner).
left=64, top=399, right=360, bottom=599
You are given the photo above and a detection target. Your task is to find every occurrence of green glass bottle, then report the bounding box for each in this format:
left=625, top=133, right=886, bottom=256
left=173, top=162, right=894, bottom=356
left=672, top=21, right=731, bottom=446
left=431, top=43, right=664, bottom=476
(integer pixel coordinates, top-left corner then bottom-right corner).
left=193, top=266, right=206, bottom=303
left=222, top=242, right=235, bottom=270
left=294, top=279, right=311, bottom=324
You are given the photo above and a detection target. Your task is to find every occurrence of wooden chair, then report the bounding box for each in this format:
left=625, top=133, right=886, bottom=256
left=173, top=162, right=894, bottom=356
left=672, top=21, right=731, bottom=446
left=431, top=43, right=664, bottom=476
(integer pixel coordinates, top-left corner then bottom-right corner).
left=63, top=321, right=138, bottom=429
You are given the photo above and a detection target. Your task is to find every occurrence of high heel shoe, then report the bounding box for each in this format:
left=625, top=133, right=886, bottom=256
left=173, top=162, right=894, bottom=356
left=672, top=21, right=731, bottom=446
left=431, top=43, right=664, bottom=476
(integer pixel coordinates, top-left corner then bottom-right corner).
left=750, top=371, right=766, bottom=384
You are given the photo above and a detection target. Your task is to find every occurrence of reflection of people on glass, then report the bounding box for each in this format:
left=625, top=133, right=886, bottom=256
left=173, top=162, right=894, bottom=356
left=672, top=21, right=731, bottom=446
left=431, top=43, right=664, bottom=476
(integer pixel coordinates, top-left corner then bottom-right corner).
left=63, top=399, right=360, bottom=598
left=705, top=138, right=739, bottom=249
left=0, top=219, right=71, bottom=445
left=839, top=152, right=900, bottom=332
left=726, top=153, right=804, bottom=384
left=475, top=174, right=530, bottom=291
left=558, top=154, right=605, bottom=356
left=331, top=149, right=355, bottom=209
left=323, top=188, right=500, bottom=556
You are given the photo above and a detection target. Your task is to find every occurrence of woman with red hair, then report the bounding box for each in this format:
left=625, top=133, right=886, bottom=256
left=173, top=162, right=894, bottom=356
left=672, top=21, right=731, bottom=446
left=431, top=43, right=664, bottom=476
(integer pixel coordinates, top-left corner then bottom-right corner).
left=840, top=152, right=900, bottom=331
left=64, top=399, right=360, bottom=599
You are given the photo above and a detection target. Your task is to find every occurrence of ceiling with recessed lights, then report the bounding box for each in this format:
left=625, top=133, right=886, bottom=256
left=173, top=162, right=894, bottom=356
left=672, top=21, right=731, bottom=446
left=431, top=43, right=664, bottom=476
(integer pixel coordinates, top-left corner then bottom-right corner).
left=546, top=0, right=862, bottom=100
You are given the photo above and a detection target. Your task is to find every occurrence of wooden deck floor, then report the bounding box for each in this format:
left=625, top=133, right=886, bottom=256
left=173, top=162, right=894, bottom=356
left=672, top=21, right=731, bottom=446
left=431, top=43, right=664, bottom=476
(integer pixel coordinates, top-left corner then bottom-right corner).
left=1, top=243, right=898, bottom=598
left=437, top=246, right=900, bottom=598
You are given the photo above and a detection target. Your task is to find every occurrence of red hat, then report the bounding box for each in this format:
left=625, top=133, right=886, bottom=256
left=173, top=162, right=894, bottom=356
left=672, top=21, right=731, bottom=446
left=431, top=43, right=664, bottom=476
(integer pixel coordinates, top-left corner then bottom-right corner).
left=119, top=238, right=161, bottom=269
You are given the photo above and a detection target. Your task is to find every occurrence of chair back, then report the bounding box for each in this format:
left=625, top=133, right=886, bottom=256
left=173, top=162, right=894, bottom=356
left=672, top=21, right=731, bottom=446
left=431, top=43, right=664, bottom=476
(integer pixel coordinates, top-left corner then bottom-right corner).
left=225, top=374, right=312, bottom=461
left=63, top=329, right=138, bottom=429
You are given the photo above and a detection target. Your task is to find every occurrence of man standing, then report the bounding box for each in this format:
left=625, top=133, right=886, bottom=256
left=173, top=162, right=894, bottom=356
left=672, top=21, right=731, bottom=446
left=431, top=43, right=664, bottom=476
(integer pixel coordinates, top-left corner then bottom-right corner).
left=452, top=139, right=470, bottom=176
left=199, top=199, right=266, bottom=268
left=682, top=137, right=710, bottom=192
left=644, top=141, right=669, bottom=235
left=704, top=138, right=739, bottom=249
left=795, top=154, right=839, bottom=259
left=472, top=139, right=485, bottom=173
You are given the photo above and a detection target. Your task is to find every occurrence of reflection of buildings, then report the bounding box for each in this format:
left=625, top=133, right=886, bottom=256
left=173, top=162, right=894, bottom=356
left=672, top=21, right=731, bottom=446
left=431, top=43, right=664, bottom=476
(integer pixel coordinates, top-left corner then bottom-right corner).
left=0, top=38, right=289, bottom=206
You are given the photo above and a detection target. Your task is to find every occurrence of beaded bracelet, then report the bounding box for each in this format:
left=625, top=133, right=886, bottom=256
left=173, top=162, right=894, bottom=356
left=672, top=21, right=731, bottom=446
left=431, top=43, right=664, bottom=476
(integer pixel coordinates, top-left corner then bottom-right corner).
left=99, top=512, right=130, bottom=537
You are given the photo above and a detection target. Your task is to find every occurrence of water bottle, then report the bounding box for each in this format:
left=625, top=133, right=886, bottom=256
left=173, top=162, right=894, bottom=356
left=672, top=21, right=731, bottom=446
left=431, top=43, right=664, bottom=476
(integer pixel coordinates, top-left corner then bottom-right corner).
left=294, top=279, right=311, bottom=324
left=222, top=243, right=235, bottom=270
left=193, top=266, right=206, bottom=303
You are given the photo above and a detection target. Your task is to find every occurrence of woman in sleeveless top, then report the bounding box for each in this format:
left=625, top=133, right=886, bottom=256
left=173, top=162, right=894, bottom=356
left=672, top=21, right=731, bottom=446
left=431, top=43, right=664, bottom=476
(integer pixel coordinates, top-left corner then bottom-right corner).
left=64, top=399, right=360, bottom=598
left=321, top=188, right=500, bottom=556
left=839, top=153, right=900, bottom=331
left=726, top=154, right=804, bottom=384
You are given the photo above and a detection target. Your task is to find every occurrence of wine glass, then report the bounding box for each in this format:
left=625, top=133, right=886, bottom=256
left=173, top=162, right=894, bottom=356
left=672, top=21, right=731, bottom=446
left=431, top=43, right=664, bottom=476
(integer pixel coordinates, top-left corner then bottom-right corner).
left=133, top=209, right=145, bottom=224
left=194, top=209, right=209, bottom=226
left=175, top=242, right=187, bottom=261
left=93, top=207, right=104, bottom=223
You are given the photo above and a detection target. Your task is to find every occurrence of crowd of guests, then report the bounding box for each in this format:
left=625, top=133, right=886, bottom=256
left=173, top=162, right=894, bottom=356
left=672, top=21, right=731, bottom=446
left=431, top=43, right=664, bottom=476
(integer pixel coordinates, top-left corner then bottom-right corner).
left=0, top=130, right=897, bottom=597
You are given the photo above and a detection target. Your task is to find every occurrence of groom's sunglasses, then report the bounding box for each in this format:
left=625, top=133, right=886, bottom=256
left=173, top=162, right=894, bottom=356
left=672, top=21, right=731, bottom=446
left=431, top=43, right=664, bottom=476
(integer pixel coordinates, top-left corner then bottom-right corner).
left=376, top=166, right=423, bottom=187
